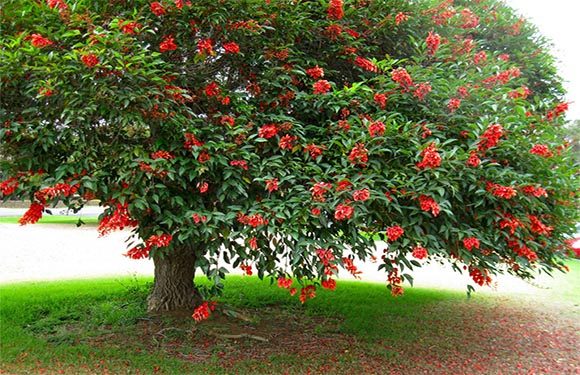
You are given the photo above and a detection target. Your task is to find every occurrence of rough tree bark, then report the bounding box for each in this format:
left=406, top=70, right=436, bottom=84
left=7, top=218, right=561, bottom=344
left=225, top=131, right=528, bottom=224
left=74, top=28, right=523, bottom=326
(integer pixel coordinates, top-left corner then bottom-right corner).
left=147, top=243, right=202, bottom=315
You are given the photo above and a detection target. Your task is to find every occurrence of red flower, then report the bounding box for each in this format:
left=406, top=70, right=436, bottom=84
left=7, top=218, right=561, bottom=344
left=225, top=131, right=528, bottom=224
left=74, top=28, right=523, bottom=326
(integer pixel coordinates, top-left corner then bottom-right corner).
left=352, top=188, right=370, bottom=202
left=391, top=68, right=413, bottom=91
left=327, top=0, right=344, bottom=20
left=305, top=144, right=323, bottom=159
left=334, top=203, right=354, bottom=221
left=265, top=178, right=279, bottom=193
left=386, top=225, right=404, bottom=242
left=461, top=8, right=479, bottom=29
left=447, top=98, right=461, bottom=112
left=313, top=79, right=331, bottom=94
left=348, top=143, right=368, bottom=166
left=120, top=20, right=141, bottom=34
left=321, top=278, right=337, bottom=291
left=198, top=151, right=211, bottom=163
left=0, top=177, right=19, bottom=196
left=416, top=143, right=441, bottom=169
left=499, top=213, right=522, bottom=235
left=374, top=93, right=387, bottom=108
left=238, top=213, right=269, bottom=228
left=478, top=124, right=504, bottom=152
left=426, top=31, right=441, bottom=56
left=498, top=53, right=510, bottom=61
left=150, top=2, right=166, bottom=16
left=529, top=144, right=553, bottom=157
left=413, top=82, right=432, bottom=101
left=18, top=202, right=44, bottom=225
left=197, top=38, right=213, bottom=55
left=192, top=301, right=216, bottom=322
left=192, top=213, right=207, bottom=224
left=223, top=41, right=240, bottom=54
left=279, top=134, right=297, bottom=150
left=230, top=160, right=248, bottom=170
left=47, top=0, right=67, bottom=10
left=466, top=151, right=481, bottom=167
left=258, top=123, right=278, bottom=139
left=197, top=181, right=209, bottom=193
left=159, top=36, right=177, bottom=52
left=528, top=215, right=553, bottom=236
left=204, top=82, right=220, bottom=97
left=463, top=237, right=480, bottom=251
left=521, top=185, right=548, bottom=198
left=248, top=237, right=258, bottom=250
left=147, top=233, right=172, bottom=248
left=336, top=179, right=352, bottom=191
left=473, top=51, right=487, bottom=65
left=418, top=195, right=440, bottom=217
left=368, top=121, right=385, bottom=137
left=311, top=181, right=332, bottom=202
left=469, top=266, right=491, bottom=286
left=354, top=56, right=378, bottom=72
left=412, top=245, right=428, bottom=260
left=151, top=150, right=174, bottom=160
left=240, top=263, right=253, bottom=276
left=277, top=277, right=293, bottom=289
left=184, top=133, right=204, bottom=149
left=311, top=207, right=321, bottom=216
left=30, top=34, right=53, bottom=48
left=342, top=257, right=362, bottom=278
left=395, top=12, right=409, bottom=25
left=299, top=285, right=317, bottom=303
left=488, top=183, right=517, bottom=199
left=38, top=87, right=54, bottom=97
left=98, top=203, right=138, bottom=236
left=306, top=65, right=324, bottom=79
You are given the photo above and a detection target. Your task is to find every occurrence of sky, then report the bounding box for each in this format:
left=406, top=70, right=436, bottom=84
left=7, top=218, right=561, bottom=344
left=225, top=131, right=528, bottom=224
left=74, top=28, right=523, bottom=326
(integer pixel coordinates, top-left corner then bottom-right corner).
left=505, top=0, right=579, bottom=120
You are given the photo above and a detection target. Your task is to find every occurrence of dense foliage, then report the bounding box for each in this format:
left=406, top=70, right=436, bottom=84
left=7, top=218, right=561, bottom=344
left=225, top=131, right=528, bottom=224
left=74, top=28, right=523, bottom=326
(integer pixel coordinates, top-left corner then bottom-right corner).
left=1, top=0, right=578, bottom=315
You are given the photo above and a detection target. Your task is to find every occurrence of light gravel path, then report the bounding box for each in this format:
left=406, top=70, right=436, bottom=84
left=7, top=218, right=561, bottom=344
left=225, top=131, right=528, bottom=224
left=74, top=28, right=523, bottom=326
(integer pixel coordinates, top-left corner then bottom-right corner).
left=0, top=224, right=561, bottom=296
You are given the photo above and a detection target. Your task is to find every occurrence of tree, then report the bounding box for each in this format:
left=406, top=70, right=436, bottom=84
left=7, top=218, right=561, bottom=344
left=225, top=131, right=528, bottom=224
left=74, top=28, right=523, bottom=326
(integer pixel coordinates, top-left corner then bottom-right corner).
left=1, top=0, right=578, bottom=317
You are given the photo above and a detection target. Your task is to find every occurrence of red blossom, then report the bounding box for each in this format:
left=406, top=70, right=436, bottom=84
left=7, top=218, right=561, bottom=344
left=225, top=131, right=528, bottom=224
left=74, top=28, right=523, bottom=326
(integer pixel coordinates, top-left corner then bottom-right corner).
left=197, top=38, right=213, bottom=55
left=150, top=2, right=166, bottom=16
left=460, top=8, right=479, bottom=29
left=354, top=56, right=378, bottom=72
left=223, top=41, right=240, bottom=54
left=334, top=203, right=354, bottom=221
left=277, top=277, right=293, bottom=289
left=192, top=213, right=207, bottom=224
left=336, top=179, right=352, bottom=191
left=151, top=150, right=174, bottom=160
left=197, top=181, right=209, bottom=193
left=412, top=245, right=429, bottom=259
left=305, top=144, right=323, bottom=159
left=248, top=237, right=258, bottom=250
left=529, top=144, right=553, bottom=158
left=0, top=177, right=19, bottom=196
left=18, top=202, right=44, bottom=225
left=478, top=124, right=504, bottom=152
left=120, top=20, right=141, bottom=34
left=395, top=12, right=409, bottom=25
left=306, top=66, right=324, bottom=79
left=197, top=151, right=211, bottom=163
left=391, top=68, right=413, bottom=91
left=447, top=98, right=461, bottom=112
left=488, top=183, right=517, bottom=200
left=426, top=31, right=441, bottom=55
left=311, top=182, right=332, bottom=202
left=327, top=0, right=344, bottom=20
left=279, top=134, right=297, bottom=150
left=47, top=0, right=67, bottom=10
left=469, top=266, right=491, bottom=286
left=386, top=225, right=404, bottom=242
left=299, top=285, right=317, bottom=303
left=30, top=34, right=53, bottom=48
left=192, top=301, right=216, bottom=322
left=258, top=123, right=278, bottom=139
left=321, top=278, right=337, bottom=290
left=229, top=159, right=248, bottom=170
left=528, top=215, right=553, bottom=236
left=159, top=36, right=177, bottom=52
left=463, top=237, right=480, bottom=251
left=368, top=121, right=386, bottom=137
left=418, top=195, right=440, bottom=217
left=413, top=82, right=432, bottom=101
left=374, top=93, right=387, bottom=108
left=352, top=188, right=370, bottom=202
left=98, top=203, right=138, bottom=236
left=265, top=178, right=279, bottom=193
left=416, top=143, right=441, bottom=169
left=313, top=79, right=331, bottom=94
left=237, top=213, right=268, bottom=228
left=184, top=133, right=204, bottom=149
left=348, top=143, right=368, bottom=166
left=342, top=257, right=362, bottom=278
left=466, top=151, right=481, bottom=167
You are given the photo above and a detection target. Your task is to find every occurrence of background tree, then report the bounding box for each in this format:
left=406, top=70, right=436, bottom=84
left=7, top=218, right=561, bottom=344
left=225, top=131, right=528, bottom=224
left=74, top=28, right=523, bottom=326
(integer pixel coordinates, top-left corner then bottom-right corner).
left=1, top=0, right=578, bottom=317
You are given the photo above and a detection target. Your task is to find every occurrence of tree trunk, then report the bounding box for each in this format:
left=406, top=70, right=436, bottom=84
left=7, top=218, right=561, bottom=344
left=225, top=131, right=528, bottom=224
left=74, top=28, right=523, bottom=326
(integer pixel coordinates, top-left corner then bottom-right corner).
left=147, top=243, right=202, bottom=315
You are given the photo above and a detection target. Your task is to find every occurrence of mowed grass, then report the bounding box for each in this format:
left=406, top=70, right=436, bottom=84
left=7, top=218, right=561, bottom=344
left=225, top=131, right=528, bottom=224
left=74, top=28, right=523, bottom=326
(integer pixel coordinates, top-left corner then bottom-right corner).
left=1, top=262, right=578, bottom=374
left=0, top=215, right=98, bottom=225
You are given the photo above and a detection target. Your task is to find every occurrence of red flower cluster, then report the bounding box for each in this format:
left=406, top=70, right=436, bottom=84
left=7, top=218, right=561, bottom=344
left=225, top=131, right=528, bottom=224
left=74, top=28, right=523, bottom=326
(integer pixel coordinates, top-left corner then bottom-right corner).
left=230, top=160, right=248, bottom=170
left=463, top=237, right=480, bottom=251
left=321, top=278, right=336, bottom=290
left=395, top=12, right=409, bottom=25
left=352, top=188, right=370, bottom=202
left=416, top=143, right=441, bottom=169
left=460, top=8, right=479, bottom=29
left=386, top=225, right=404, bottom=242
left=354, top=56, right=378, bottom=72
left=184, top=133, right=204, bottom=150
left=258, top=123, right=278, bottom=138
left=521, top=185, right=548, bottom=198
left=98, top=203, right=138, bottom=236
left=528, top=215, right=553, bottom=236
left=47, top=0, right=67, bottom=10
left=192, top=213, right=207, bottom=224
left=487, top=183, right=517, bottom=199
left=469, top=266, right=491, bottom=286
left=197, top=181, right=208, bottom=192
left=478, top=124, right=504, bottom=152
left=279, top=134, right=297, bottom=150
left=198, top=38, right=213, bottom=55
left=334, top=203, right=354, bottom=221
left=547, top=102, right=568, bottom=120
left=120, top=20, right=141, bottom=34
left=18, top=202, right=44, bottom=225
left=223, top=41, right=240, bottom=54
left=374, top=92, right=387, bottom=108
left=529, top=144, right=553, bottom=158
left=159, top=36, right=177, bottom=52
left=426, top=31, right=441, bottom=55
left=306, top=66, right=324, bottom=79
left=342, top=257, right=362, bottom=278
left=265, top=178, right=279, bottom=193
left=509, top=86, right=531, bottom=100
left=151, top=150, right=174, bottom=160
left=39, top=87, right=54, bottom=97
left=30, top=34, right=53, bottom=48
left=419, top=195, right=440, bottom=216
left=368, top=121, right=385, bottom=137
left=311, top=181, right=332, bottom=202
left=35, top=183, right=79, bottom=203
left=81, top=53, right=99, bottom=68
left=299, top=285, right=317, bottom=303
left=499, top=213, right=522, bottom=234
left=509, top=241, right=538, bottom=262
left=305, top=144, right=323, bottom=159
left=204, top=82, right=220, bottom=97
left=482, top=67, right=521, bottom=86
left=413, top=82, right=432, bottom=101
left=388, top=268, right=403, bottom=296
left=277, top=277, right=293, bottom=289
left=192, top=301, right=217, bottom=322
left=391, top=68, right=413, bottom=91
left=466, top=151, right=481, bottom=167
left=126, top=233, right=172, bottom=259
left=327, top=0, right=344, bottom=20
left=447, top=98, right=461, bottom=112
left=348, top=143, right=368, bottom=166
left=150, top=2, right=166, bottom=16
left=317, top=248, right=338, bottom=275
left=240, top=263, right=253, bottom=276
left=237, top=213, right=268, bottom=228
left=0, top=177, right=18, bottom=196
left=412, top=245, right=428, bottom=259
left=313, top=79, right=331, bottom=94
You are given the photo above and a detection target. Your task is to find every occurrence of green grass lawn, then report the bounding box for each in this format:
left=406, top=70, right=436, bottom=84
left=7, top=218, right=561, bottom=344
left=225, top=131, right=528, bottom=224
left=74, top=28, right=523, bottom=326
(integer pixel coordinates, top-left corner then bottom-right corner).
left=0, top=215, right=98, bottom=225
left=1, top=263, right=578, bottom=374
